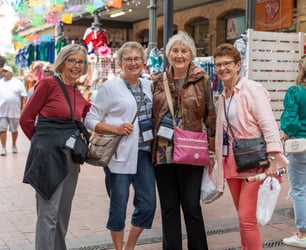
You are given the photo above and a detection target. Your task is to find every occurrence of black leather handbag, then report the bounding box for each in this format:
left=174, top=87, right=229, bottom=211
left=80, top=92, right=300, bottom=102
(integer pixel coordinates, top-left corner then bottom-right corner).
left=232, top=138, right=269, bottom=172
left=223, top=97, right=269, bottom=172
left=71, top=121, right=91, bottom=164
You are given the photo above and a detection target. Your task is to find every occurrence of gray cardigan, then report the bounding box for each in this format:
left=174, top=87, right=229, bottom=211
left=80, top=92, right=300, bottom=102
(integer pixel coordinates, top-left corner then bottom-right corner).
left=85, top=76, right=152, bottom=174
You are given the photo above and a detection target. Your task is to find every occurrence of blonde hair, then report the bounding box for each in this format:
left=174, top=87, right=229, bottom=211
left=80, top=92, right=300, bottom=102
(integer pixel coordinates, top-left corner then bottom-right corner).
left=297, top=55, right=306, bottom=85
left=53, top=44, right=88, bottom=75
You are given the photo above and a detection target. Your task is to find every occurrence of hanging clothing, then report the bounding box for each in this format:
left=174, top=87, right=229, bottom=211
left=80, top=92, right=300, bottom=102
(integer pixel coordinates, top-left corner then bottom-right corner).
left=83, top=27, right=108, bottom=54
left=234, top=34, right=248, bottom=77
left=146, top=47, right=163, bottom=74
left=55, top=37, right=68, bottom=55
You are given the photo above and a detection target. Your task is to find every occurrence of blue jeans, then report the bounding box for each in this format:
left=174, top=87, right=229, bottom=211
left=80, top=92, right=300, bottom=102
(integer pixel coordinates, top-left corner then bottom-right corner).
left=104, top=150, right=156, bottom=231
left=287, top=153, right=306, bottom=232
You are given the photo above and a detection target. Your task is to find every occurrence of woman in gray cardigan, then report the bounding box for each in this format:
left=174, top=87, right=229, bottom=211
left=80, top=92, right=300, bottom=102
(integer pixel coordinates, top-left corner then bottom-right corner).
left=85, top=41, right=156, bottom=250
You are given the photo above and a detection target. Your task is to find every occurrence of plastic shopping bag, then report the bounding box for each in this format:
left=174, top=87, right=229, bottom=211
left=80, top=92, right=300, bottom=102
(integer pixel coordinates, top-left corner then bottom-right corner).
left=256, top=177, right=281, bottom=226
left=201, top=161, right=222, bottom=204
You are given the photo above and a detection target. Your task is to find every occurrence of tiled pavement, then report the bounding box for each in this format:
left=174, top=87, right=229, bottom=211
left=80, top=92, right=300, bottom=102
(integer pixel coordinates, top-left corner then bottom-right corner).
left=0, top=130, right=301, bottom=250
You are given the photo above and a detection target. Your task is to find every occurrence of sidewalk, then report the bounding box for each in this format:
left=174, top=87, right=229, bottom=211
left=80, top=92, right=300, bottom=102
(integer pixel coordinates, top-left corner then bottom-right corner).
left=0, top=130, right=300, bottom=250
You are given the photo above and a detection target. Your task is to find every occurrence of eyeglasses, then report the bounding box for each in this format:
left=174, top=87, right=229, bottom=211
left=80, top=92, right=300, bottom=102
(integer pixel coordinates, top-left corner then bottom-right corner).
left=214, top=61, right=236, bottom=70
left=122, top=57, right=143, bottom=64
left=66, top=59, right=85, bottom=66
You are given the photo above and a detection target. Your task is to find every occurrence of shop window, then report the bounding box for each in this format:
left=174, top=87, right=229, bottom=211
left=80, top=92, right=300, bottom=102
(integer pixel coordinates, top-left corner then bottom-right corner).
left=188, top=18, right=209, bottom=57
left=223, top=9, right=245, bottom=43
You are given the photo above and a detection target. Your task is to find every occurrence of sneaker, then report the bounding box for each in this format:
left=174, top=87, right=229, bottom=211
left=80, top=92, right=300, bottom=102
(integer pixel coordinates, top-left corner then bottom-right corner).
left=12, top=145, right=18, bottom=154
left=283, top=234, right=306, bottom=248
left=0, top=148, right=7, bottom=156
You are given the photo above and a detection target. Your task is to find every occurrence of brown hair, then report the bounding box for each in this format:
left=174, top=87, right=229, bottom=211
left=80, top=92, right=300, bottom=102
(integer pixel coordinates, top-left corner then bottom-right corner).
left=213, top=43, right=241, bottom=62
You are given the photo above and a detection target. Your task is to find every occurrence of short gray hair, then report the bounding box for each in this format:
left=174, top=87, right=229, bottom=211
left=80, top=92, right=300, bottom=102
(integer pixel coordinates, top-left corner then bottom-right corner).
left=165, top=31, right=197, bottom=61
left=116, top=41, right=145, bottom=66
left=53, top=44, right=88, bottom=75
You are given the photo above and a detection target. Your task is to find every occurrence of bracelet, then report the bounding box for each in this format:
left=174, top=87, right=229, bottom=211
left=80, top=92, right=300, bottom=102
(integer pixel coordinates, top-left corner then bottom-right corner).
left=267, top=156, right=276, bottom=161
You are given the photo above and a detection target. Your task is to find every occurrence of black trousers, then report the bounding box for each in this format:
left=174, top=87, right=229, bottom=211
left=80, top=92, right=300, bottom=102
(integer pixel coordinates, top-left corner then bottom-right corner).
left=155, top=163, right=208, bottom=250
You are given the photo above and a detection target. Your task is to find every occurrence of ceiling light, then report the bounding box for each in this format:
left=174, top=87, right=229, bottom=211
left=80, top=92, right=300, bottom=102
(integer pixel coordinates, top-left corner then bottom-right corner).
left=110, top=11, right=126, bottom=18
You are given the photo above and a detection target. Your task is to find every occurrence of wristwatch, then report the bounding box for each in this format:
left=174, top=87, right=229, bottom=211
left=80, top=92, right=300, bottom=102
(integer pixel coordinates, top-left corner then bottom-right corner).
left=267, top=155, right=276, bottom=161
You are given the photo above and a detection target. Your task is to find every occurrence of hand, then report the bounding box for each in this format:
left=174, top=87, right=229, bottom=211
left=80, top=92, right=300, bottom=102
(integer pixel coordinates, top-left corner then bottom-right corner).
left=208, top=151, right=216, bottom=172
left=117, top=123, right=133, bottom=136
left=264, top=160, right=278, bottom=177
left=282, top=133, right=289, bottom=141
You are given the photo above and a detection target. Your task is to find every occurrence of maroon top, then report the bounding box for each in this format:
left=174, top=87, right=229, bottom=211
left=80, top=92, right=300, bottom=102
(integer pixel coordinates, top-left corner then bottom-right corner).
left=20, top=76, right=91, bottom=139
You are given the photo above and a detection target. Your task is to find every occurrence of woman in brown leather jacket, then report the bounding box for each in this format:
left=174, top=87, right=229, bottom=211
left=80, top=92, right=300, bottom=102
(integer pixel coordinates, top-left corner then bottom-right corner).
left=152, top=31, right=216, bottom=250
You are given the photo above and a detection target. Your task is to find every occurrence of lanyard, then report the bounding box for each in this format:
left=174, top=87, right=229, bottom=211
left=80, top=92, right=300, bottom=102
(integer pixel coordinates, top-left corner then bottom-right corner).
left=224, top=92, right=234, bottom=135
left=124, top=79, right=147, bottom=116
left=223, top=77, right=240, bottom=136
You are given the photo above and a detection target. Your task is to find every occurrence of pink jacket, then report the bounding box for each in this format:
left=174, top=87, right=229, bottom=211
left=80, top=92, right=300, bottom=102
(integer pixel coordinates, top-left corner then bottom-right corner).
left=214, top=78, right=288, bottom=191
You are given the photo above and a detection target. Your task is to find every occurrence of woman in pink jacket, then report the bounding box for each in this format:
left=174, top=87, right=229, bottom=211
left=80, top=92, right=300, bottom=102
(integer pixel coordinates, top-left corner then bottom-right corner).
left=213, top=43, right=287, bottom=250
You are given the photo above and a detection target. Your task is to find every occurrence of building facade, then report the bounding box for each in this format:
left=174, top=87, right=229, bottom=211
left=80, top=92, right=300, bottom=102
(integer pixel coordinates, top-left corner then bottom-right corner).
left=16, top=0, right=305, bottom=58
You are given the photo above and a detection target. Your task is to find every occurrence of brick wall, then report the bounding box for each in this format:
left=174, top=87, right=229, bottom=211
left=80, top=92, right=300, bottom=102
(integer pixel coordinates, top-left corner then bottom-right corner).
left=133, top=0, right=245, bottom=56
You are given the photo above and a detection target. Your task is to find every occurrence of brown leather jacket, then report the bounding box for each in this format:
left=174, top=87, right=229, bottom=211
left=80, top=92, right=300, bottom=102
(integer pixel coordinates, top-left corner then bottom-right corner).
left=151, top=64, right=216, bottom=162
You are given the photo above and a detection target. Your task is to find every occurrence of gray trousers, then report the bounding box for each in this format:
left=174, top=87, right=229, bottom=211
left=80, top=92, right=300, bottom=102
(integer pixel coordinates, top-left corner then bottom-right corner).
left=35, top=153, right=79, bottom=250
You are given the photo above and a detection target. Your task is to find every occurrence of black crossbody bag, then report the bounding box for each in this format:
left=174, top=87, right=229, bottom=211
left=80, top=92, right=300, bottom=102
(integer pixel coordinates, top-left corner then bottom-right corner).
left=55, top=76, right=91, bottom=164
left=223, top=96, right=270, bottom=172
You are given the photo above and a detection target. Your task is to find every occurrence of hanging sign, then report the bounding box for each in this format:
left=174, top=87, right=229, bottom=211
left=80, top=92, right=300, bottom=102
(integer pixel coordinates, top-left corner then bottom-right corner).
left=255, top=0, right=294, bottom=31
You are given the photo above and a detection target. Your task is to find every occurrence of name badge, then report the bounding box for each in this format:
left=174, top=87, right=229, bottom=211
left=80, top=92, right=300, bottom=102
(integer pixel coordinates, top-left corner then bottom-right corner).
left=139, top=118, right=153, bottom=142
left=157, top=115, right=174, bottom=141
left=223, top=133, right=229, bottom=157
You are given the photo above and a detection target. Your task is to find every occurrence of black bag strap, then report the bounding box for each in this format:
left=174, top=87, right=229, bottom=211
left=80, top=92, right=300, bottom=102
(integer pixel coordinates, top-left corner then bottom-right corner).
left=56, top=74, right=142, bottom=125
left=54, top=76, right=74, bottom=120
left=223, top=95, right=236, bottom=140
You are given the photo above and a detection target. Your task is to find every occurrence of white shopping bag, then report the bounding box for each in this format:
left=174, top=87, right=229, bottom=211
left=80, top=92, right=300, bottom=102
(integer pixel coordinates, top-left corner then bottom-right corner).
left=201, top=161, right=223, bottom=204
left=256, top=177, right=281, bottom=226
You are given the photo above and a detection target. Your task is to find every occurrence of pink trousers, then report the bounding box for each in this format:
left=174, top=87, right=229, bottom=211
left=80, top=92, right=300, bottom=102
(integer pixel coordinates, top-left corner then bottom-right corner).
left=227, top=178, right=262, bottom=250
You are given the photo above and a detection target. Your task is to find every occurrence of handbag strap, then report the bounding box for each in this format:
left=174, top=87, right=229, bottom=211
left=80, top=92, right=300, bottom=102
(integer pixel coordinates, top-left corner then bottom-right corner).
left=162, top=72, right=177, bottom=127
left=54, top=76, right=75, bottom=120
left=131, top=81, right=143, bottom=124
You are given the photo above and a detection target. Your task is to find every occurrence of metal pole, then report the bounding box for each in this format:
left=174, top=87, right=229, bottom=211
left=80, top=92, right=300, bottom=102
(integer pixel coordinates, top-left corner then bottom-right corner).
left=93, top=11, right=101, bottom=25
left=246, top=0, right=255, bottom=29
left=148, top=0, right=157, bottom=52
left=163, top=0, right=173, bottom=69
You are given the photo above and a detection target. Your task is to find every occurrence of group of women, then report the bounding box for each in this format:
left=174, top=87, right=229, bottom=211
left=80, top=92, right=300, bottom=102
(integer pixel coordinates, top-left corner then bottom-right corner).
left=19, top=30, right=305, bottom=250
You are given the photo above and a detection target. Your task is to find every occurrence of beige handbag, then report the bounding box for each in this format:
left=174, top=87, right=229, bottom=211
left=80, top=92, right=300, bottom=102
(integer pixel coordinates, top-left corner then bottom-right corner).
left=284, top=138, right=306, bottom=153
left=86, top=83, right=143, bottom=167
left=86, top=135, right=122, bottom=167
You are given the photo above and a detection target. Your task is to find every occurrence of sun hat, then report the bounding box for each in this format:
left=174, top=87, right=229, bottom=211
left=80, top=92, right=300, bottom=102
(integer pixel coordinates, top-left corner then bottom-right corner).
left=2, top=65, right=13, bottom=74
left=97, top=45, right=111, bottom=57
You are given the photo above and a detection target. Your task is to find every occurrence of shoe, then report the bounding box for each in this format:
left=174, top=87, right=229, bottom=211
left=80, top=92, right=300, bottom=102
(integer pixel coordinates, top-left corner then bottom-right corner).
left=12, top=145, right=18, bottom=154
left=283, top=234, right=306, bottom=248
left=0, top=148, right=7, bottom=156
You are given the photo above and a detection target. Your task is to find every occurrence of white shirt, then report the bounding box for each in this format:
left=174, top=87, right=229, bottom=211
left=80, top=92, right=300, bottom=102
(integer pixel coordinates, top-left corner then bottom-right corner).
left=0, top=77, right=27, bottom=118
